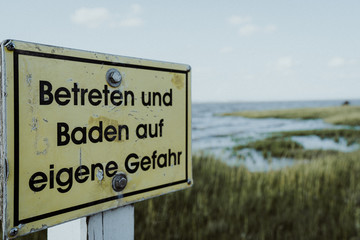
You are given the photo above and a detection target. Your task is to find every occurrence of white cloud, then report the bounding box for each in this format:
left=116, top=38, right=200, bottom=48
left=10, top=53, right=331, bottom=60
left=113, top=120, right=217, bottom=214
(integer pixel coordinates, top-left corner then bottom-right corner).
left=277, top=57, right=293, bottom=69
left=228, top=15, right=251, bottom=25
left=71, top=8, right=110, bottom=28
left=71, top=5, right=144, bottom=29
left=219, top=47, right=233, bottom=54
left=328, top=57, right=345, bottom=67
left=130, top=3, right=142, bottom=14
left=228, top=15, right=277, bottom=36
left=118, top=17, right=143, bottom=27
left=264, top=24, right=277, bottom=33
left=239, top=24, right=258, bottom=36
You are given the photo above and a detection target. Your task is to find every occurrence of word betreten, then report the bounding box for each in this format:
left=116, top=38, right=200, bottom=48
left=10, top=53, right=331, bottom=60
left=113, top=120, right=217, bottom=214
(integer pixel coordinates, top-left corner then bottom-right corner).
left=39, top=80, right=135, bottom=106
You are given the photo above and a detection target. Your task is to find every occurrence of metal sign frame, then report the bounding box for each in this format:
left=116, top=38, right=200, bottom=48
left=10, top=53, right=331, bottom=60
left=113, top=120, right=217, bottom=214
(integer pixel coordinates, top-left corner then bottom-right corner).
left=0, top=40, right=192, bottom=238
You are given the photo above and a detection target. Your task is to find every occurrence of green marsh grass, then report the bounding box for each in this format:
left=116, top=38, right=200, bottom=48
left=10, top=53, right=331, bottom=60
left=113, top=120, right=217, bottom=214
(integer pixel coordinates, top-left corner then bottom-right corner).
left=135, top=153, right=360, bottom=240
left=233, top=136, right=340, bottom=160
left=233, top=129, right=360, bottom=160
left=279, top=129, right=360, bottom=145
left=221, top=105, right=360, bottom=126
left=134, top=106, right=360, bottom=239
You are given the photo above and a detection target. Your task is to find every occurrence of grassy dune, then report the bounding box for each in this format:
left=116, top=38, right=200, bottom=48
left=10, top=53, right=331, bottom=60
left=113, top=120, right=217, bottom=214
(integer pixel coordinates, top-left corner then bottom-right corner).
left=135, top=105, right=360, bottom=239
left=221, top=105, right=360, bottom=126
left=135, top=153, right=360, bottom=240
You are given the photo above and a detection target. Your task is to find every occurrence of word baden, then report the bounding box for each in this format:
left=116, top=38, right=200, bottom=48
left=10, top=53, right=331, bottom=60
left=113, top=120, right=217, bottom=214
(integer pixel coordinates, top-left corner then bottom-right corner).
left=57, top=119, right=165, bottom=146
left=27, top=80, right=180, bottom=193
left=38, top=80, right=173, bottom=146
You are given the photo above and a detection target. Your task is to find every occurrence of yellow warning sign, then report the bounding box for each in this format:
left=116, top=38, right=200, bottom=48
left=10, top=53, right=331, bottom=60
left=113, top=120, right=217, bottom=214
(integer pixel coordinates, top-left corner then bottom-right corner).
left=1, top=40, right=192, bottom=238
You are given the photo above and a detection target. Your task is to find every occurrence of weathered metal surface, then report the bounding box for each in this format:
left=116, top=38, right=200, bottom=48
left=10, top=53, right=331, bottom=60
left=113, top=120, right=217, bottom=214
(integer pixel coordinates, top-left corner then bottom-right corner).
left=0, top=40, right=3, bottom=221
left=1, top=40, right=192, bottom=238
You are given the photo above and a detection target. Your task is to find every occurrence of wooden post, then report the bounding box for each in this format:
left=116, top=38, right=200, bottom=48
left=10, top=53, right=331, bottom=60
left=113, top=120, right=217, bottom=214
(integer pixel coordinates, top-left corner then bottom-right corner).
left=86, top=205, right=134, bottom=240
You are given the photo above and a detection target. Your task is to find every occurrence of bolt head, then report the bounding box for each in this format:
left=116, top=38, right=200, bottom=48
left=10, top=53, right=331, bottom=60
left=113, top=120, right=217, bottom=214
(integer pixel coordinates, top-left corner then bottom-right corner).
left=106, top=68, right=122, bottom=87
left=117, top=178, right=127, bottom=188
left=112, top=173, right=127, bottom=192
left=110, top=71, right=122, bottom=83
left=9, top=228, right=18, bottom=237
left=5, top=42, right=15, bottom=51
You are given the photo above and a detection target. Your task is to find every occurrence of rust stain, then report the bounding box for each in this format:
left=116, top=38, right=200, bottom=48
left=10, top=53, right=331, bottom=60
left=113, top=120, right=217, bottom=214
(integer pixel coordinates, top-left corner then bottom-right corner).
left=36, top=138, right=49, bottom=155
left=171, top=74, right=184, bottom=90
left=88, top=116, right=125, bottom=142
left=88, top=116, right=120, bottom=126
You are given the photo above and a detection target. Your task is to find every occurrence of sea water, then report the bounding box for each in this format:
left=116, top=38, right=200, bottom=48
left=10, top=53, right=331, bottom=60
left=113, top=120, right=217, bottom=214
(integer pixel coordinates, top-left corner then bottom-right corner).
left=192, top=99, right=360, bottom=171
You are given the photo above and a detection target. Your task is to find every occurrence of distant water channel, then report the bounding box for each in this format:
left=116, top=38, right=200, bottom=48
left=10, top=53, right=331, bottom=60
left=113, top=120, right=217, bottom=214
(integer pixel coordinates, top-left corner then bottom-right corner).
left=192, top=99, right=360, bottom=171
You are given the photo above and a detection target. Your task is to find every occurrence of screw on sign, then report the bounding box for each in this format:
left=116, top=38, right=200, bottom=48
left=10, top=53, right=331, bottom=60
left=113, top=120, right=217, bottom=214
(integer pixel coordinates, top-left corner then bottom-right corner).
left=5, top=40, right=15, bottom=51
left=0, top=40, right=192, bottom=239
left=112, top=173, right=128, bottom=192
left=9, top=228, right=18, bottom=237
left=106, top=68, right=122, bottom=87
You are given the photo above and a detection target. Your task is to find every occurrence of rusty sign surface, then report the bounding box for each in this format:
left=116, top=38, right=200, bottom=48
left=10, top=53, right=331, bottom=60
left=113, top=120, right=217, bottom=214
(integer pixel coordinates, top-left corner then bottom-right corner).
left=0, top=40, right=192, bottom=238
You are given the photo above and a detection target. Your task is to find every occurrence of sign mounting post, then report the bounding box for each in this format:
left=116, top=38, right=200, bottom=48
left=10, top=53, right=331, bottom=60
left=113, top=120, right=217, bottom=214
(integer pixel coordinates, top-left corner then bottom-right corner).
left=1, top=40, right=192, bottom=239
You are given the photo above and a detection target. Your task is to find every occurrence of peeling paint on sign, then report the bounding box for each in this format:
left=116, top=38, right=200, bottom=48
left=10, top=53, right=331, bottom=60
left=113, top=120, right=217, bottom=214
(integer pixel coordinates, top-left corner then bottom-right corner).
left=0, top=40, right=192, bottom=238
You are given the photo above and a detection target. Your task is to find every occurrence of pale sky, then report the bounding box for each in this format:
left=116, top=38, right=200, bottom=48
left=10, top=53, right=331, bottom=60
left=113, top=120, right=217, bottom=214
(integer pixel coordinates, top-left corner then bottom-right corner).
left=1, top=0, right=360, bottom=102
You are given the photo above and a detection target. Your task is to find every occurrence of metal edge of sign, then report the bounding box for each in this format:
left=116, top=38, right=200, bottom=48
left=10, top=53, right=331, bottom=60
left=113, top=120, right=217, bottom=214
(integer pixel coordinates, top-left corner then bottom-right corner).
left=1, top=40, right=8, bottom=239
left=0, top=39, right=193, bottom=237
left=11, top=49, right=191, bottom=226
left=6, top=39, right=191, bottom=73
